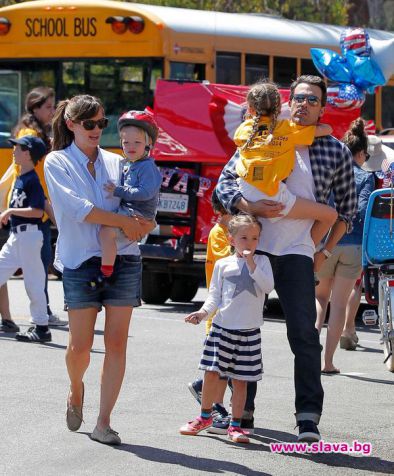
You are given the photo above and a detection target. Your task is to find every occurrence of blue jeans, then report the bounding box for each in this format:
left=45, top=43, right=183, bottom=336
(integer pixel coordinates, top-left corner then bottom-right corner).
left=63, top=255, right=141, bottom=310
left=266, top=252, right=323, bottom=423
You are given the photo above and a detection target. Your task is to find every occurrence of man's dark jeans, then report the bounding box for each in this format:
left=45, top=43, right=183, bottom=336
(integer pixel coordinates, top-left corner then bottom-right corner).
left=266, top=252, right=323, bottom=422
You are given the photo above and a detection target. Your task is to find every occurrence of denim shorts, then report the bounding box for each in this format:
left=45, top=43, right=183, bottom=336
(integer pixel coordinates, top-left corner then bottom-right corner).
left=63, top=255, right=142, bottom=310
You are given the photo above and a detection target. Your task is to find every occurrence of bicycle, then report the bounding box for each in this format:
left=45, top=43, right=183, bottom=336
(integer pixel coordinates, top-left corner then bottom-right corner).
left=362, top=186, right=394, bottom=372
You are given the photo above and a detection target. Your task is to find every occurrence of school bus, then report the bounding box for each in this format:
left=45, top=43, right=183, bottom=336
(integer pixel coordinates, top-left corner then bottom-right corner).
left=0, top=0, right=392, bottom=302
left=0, top=0, right=393, bottom=163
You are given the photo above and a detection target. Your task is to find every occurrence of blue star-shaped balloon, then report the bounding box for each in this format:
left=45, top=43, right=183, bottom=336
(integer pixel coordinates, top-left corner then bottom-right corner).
left=310, top=27, right=387, bottom=110
left=225, top=262, right=257, bottom=299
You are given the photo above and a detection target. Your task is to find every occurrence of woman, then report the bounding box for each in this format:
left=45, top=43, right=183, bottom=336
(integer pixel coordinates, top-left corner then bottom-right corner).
left=44, top=95, right=154, bottom=445
left=315, top=118, right=375, bottom=374
left=0, top=86, right=61, bottom=330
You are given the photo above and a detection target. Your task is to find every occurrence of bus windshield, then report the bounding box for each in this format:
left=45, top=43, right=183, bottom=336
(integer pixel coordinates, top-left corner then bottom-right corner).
left=0, top=58, right=163, bottom=147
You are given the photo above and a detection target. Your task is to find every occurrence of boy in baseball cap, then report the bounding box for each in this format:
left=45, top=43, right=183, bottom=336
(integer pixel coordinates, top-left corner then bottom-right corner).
left=0, top=135, right=51, bottom=342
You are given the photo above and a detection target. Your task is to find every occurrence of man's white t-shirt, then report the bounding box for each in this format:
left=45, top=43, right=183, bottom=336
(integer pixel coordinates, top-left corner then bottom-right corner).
left=259, top=146, right=316, bottom=258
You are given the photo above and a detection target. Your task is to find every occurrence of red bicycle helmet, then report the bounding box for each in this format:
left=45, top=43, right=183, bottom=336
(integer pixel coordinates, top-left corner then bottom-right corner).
left=117, top=109, right=159, bottom=145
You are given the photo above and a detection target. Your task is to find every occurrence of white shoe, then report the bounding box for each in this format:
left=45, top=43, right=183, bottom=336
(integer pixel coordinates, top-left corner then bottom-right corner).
left=48, top=314, right=68, bottom=327
left=30, top=314, right=68, bottom=327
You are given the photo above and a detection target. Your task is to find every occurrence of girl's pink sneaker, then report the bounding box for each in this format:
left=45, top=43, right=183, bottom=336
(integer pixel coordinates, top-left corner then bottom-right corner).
left=179, top=416, right=213, bottom=435
left=227, top=425, right=250, bottom=443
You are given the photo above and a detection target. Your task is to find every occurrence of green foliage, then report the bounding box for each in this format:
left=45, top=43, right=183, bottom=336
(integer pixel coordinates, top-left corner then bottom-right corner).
left=124, top=0, right=348, bottom=24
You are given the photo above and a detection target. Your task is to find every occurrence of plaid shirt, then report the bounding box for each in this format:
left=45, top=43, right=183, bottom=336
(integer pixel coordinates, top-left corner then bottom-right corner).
left=216, top=135, right=357, bottom=230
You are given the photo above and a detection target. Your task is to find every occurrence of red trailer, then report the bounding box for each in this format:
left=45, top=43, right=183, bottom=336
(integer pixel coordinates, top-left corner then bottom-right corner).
left=140, top=79, right=360, bottom=304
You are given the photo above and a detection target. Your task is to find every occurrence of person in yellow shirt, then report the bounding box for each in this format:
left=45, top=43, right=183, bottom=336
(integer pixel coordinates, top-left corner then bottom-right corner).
left=234, top=80, right=337, bottom=249
left=188, top=190, right=232, bottom=422
left=0, top=87, right=65, bottom=332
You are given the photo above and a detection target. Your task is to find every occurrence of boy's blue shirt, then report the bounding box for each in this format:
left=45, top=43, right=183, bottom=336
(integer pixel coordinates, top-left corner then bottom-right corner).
left=113, top=156, right=162, bottom=220
left=9, top=169, right=45, bottom=227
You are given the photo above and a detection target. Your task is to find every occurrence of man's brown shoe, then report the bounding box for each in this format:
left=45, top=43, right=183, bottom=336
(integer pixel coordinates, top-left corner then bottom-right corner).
left=66, top=383, right=84, bottom=431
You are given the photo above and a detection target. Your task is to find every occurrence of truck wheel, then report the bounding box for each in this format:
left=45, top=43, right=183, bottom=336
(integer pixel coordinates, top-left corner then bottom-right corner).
left=170, top=276, right=200, bottom=302
left=141, top=272, right=171, bottom=304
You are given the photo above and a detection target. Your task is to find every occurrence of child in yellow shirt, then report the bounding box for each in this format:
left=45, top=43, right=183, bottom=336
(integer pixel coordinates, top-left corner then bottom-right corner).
left=188, top=190, right=231, bottom=418
left=234, top=79, right=337, bottom=246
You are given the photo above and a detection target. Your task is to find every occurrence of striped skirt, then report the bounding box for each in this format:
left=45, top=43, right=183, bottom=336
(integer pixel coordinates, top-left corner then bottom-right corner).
left=199, top=323, right=263, bottom=381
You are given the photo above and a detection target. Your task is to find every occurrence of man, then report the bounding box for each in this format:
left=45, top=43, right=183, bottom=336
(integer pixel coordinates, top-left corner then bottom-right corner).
left=216, top=75, right=357, bottom=442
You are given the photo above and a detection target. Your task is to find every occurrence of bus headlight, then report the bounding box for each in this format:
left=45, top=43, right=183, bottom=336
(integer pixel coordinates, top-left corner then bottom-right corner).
left=106, top=16, right=145, bottom=35
left=0, top=17, right=11, bottom=36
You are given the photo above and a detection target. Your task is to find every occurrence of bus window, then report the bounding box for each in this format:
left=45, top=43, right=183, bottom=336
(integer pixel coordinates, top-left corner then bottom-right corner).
left=245, top=54, right=269, bottom=85
left=170, top=62, right=205, bottom=81
left=216, top=53, right=241, bottom=85
left=382, top=86, right=394, bottom=129
left=360, top=93, right=376, bottom=124
left=0, top=71, right=20, bottom=142
left=301, top=58, right=322, bottom=77
left=60, top=59, right=163, bottom=147
left=274, top=56, right=297, bottom=87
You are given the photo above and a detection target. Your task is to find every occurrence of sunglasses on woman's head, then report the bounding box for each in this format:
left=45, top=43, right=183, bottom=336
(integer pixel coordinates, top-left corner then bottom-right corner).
left=73, top=117, right=109, bottom=131
left=292, top=94, right=321, bottom=106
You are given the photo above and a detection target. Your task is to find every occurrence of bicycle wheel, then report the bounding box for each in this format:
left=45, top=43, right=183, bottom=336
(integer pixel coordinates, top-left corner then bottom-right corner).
left=381, top=282, right=394, bottom=372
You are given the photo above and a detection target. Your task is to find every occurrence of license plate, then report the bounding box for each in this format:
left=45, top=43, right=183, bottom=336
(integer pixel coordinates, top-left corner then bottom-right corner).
left=157, top=193, right=189, bottom=214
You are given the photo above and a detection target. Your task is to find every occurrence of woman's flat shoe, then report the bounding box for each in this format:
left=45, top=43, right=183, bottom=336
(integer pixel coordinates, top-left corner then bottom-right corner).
left=340, top=335, right=357, bottom=351
left=66, top=382, right=84, bottom=431
left=90, top=426, right=121, bottom=446
left=321, top=369, right=340, bottom=375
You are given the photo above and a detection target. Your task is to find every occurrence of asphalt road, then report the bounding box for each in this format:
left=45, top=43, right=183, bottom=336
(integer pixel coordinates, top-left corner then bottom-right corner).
left=0, top=279, right=393, bottom=476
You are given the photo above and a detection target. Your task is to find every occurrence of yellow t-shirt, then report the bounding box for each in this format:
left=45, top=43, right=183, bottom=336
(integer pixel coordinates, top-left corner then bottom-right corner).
left=205, top=222, right=231, bottom=334
left=7, top=127, right=49, bottom=221
left=234, top=117, right=316, bottom=196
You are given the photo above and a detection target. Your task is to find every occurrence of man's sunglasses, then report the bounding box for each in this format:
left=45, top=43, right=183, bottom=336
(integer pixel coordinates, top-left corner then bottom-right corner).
left=292, top=94, right=321, bottom=106
left=73, top=117, right=109, bottom=131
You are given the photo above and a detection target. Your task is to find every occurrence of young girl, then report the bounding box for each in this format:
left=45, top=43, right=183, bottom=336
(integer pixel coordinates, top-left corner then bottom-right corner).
left=179, top=213, right=274, bottom=444
left=234, top=80, right=337, bottom=248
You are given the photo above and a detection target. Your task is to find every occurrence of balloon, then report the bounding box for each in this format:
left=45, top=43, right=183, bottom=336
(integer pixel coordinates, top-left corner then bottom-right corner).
left=310, top=48, right=352, bottom=83
left=340, top=28, right=371, bottom=57
left=311, top=26, right=390, bottom=110
left=370, top=37, right=394, bottom=82
left=346, top=52, right=386, bottom=90
left=327, top=84, right=365, bottom=110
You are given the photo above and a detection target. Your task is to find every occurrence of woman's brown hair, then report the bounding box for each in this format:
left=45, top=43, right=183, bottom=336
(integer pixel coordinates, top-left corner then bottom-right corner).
left=52, top=95, right=104, bottom=151
left=342, top=118, right=368, bottom=156
left=13, top=86, right=55, bottom=149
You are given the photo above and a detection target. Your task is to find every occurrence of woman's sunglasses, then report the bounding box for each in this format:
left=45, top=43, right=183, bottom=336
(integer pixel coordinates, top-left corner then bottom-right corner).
left=73, top=117, right=109, bottom=131
left=292, top=94, right=321, bottom=106
left=365, top=151, right=370, bottom=161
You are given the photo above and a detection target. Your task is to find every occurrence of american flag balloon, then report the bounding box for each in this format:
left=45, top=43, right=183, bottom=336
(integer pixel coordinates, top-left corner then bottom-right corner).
left=340, top=28, right=371, bottom=57
left=327, top=83, right=365, bottom=110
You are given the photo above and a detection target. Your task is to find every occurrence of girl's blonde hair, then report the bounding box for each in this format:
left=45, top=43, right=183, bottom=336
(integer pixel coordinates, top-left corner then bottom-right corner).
left=242, top=79, right=281, bottom=150
left=228, top=213, right=262, bottom=237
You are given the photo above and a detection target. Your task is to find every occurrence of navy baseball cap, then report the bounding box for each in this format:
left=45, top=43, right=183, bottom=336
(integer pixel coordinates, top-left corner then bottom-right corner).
left=8, top=135, right=47, bottom=164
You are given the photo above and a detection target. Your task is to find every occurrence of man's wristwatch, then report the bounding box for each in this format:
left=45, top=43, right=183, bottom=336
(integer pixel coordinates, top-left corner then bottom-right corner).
left=320, top=248, right=332, bottom=259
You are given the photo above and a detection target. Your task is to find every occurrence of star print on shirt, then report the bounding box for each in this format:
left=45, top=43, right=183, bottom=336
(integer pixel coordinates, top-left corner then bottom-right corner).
left=225, top=262, right=257, bottom=298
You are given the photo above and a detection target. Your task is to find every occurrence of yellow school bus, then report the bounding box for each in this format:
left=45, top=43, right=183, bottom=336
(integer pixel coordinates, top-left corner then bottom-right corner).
left=0, top=0, right=393, bottom=174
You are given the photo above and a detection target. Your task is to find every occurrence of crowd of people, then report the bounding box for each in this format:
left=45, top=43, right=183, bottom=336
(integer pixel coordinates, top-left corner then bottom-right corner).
left=0, top=75, right=392, bottom=446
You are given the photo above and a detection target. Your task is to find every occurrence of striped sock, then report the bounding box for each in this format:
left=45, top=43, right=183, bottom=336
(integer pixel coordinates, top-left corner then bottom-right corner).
left=230, top=420, right=241, bottom=427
